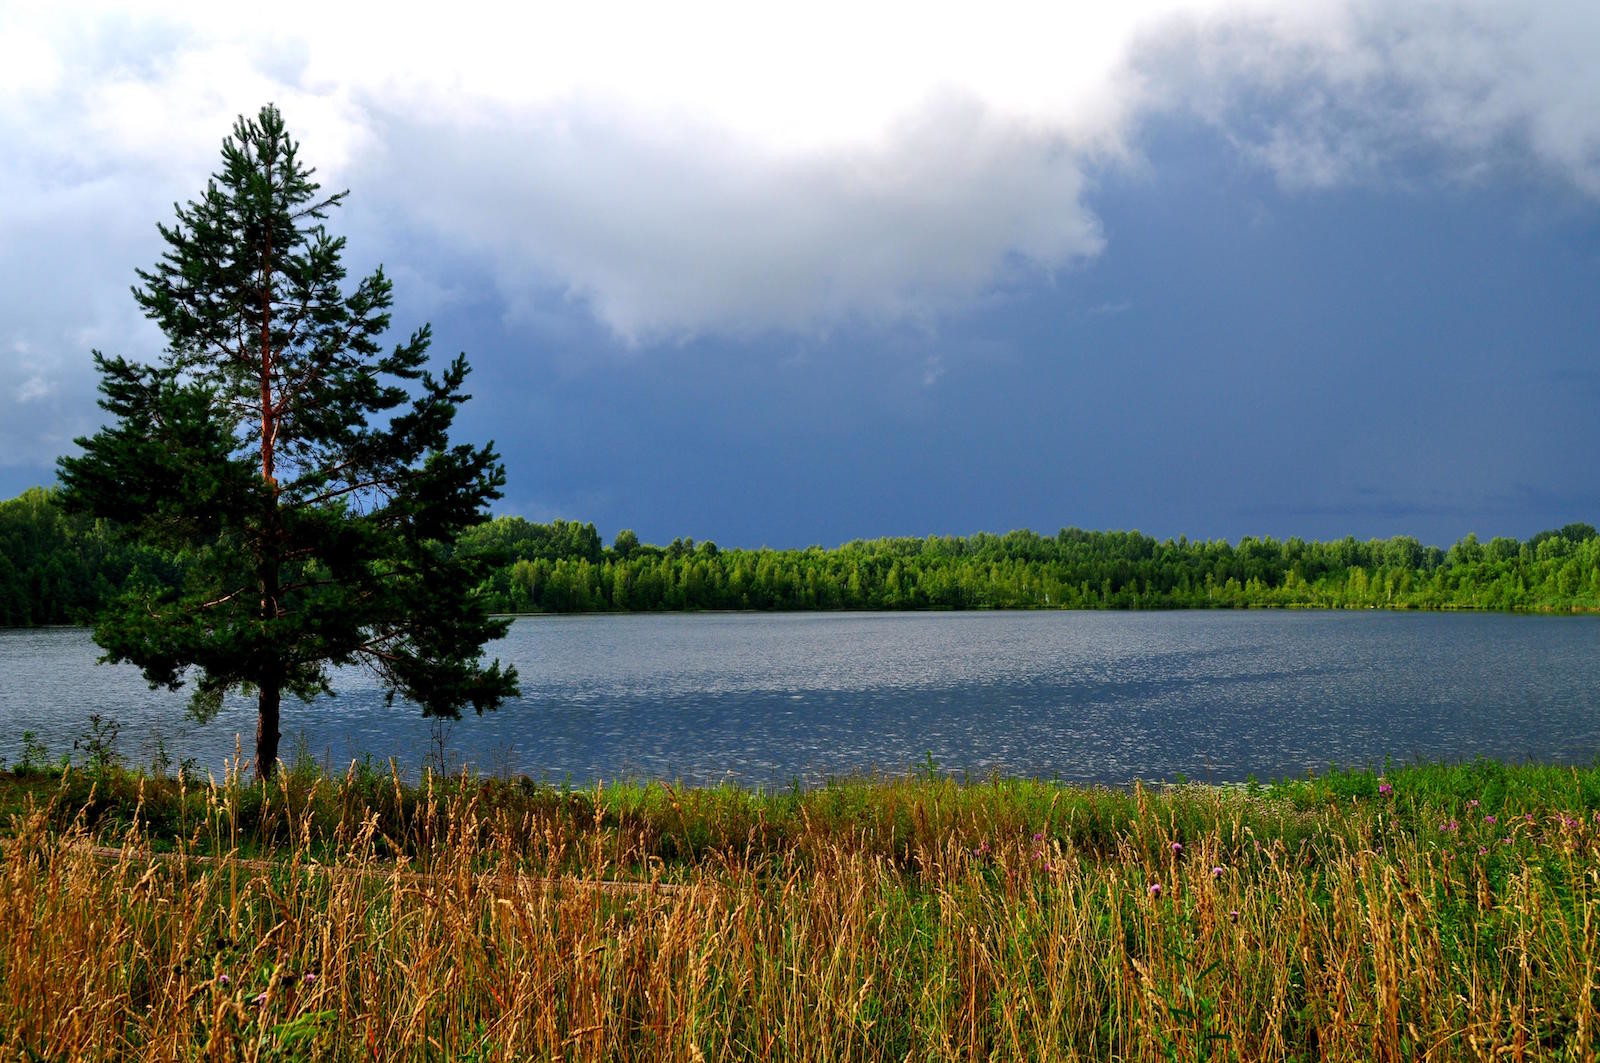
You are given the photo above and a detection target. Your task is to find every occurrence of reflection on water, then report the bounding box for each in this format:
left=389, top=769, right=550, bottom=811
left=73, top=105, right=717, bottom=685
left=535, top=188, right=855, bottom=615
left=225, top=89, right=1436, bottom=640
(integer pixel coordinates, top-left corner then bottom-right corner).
left=2, top=611, right=1598, bottom=785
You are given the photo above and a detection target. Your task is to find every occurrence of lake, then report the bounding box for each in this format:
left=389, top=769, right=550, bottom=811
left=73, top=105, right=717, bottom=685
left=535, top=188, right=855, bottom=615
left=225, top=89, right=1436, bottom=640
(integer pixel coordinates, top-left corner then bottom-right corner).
left=2, top=611, right=1598, bottom=786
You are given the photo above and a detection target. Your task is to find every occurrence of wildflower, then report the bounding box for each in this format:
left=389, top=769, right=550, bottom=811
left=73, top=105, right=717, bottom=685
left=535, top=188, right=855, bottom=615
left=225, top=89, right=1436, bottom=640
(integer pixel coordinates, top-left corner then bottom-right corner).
left=1484, top=815, right=1496, bottom=825
left=1148, top=883, right=1162, bottom=898
left=1524, top=813, right=1535, bottom=824
left=1211, top=866, right=1225, bottom=878
left=1378, top=781, right=1393, bottom=796
left=1468, top=799, right=1479, bottom=809
left=1478, top=846, right=1488, bottom=856
left=1501, top=836, right=1513, bottom=845
left=1441, top=819, right=1459, bottom=833
left=252, top=992, right=268, bottom=1006
left=1171, top=841, right=1183, bottom=854
left=1033, top=832, right=1044, bottom=844
left=303, top=973, right=317, bottom=985
left=1228, top=909, right=1239, bottom=924
left=218, top=974, right=230, bottom=987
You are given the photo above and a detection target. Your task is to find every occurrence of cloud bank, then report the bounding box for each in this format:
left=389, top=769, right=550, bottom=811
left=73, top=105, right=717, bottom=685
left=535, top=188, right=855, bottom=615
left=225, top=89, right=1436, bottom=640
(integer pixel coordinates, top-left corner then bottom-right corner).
left=1, top=0, right=1597, bottom=416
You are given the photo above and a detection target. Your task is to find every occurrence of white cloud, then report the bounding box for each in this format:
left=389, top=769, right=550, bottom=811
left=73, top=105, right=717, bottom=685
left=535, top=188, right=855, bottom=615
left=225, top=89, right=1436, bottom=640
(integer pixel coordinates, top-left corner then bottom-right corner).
left=1137, top=1, right=1600, bottom=193
left=0, top=0, right=1597, bottom=363
left=382, top=92, right=1105, bottom=340
left=0, top=0, right=1200, bottom=349
left=15, top=373, right=56, bottom=404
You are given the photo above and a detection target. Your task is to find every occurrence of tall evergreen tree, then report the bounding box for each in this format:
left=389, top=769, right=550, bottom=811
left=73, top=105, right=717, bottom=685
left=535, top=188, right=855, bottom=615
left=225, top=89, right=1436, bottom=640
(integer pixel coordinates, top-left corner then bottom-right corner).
left=59, top=105, right=517, bottom=779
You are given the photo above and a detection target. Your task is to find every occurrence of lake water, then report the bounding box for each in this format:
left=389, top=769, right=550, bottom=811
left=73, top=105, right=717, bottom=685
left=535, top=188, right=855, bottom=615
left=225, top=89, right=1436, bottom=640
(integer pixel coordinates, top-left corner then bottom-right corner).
left=2, top=611, right=1598, bottom=786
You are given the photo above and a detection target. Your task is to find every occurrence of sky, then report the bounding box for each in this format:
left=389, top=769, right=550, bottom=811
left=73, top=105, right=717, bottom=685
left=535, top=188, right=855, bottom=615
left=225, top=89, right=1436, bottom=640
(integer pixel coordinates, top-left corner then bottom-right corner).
left=2, top=0, right=1598, bottom=549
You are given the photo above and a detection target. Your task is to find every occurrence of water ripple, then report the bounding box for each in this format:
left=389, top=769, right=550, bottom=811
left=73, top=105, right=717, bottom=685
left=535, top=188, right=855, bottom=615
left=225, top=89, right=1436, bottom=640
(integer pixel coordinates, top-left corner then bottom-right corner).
left=3, top=611, right=1598, bottom=785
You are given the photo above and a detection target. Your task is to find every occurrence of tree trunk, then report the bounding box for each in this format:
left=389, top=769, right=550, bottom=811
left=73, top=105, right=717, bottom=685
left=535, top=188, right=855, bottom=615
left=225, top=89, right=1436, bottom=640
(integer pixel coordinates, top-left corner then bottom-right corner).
left=255, top=681, right=281, bottom=781
left=254, top=149, right=282, bottom=786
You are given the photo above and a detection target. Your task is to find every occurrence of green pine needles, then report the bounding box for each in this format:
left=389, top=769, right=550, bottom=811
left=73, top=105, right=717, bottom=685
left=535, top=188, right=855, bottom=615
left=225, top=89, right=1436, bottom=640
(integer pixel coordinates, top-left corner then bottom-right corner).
left=59, top=104, right=518, bottom=780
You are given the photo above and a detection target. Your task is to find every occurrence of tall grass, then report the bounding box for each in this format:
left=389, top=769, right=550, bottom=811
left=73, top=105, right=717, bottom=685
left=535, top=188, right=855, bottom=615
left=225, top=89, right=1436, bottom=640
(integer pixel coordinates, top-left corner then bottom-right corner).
left=1, top=761, right=1597, bottom=1059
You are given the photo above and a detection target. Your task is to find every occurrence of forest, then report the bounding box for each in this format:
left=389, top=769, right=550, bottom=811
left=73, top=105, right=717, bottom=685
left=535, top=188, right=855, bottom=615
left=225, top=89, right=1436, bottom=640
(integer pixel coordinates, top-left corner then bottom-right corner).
left=0, top=487, right=177, bottom=627
left=4, top=484, right=1599, bottom=626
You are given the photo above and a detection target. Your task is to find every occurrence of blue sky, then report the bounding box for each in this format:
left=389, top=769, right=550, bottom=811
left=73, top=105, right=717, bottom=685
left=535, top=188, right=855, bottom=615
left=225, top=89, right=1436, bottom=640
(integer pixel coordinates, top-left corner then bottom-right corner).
left=3, top=2, right=1598, bottom=548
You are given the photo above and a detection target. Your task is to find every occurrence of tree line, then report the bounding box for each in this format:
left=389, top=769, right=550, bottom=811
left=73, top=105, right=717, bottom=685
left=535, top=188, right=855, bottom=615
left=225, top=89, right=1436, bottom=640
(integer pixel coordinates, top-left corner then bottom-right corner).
left=459, top=516, right=1600, bottom=614
left=15, top=486, right=1594, bottom=626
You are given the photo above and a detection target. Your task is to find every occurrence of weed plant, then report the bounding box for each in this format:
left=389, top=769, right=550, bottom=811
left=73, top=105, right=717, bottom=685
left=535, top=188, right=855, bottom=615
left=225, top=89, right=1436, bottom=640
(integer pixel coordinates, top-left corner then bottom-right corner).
left=1, top=758, right=1597, bottom=1059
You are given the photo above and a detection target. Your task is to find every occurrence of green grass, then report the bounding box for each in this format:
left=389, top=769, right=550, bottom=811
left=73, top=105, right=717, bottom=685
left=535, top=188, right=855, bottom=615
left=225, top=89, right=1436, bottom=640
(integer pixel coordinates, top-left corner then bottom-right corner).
left=3, top=755, right=1598, bottom=871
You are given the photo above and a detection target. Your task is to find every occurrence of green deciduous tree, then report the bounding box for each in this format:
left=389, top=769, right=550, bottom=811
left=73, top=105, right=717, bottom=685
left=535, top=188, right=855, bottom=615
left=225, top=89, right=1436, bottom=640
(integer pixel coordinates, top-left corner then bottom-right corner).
left=59, top=105, right=517, bottom=780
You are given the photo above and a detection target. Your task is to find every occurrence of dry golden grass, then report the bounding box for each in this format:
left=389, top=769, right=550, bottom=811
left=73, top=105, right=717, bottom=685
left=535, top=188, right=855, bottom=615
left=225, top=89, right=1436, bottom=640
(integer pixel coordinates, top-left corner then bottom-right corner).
left=1, top=764, right=1597, bottom=1060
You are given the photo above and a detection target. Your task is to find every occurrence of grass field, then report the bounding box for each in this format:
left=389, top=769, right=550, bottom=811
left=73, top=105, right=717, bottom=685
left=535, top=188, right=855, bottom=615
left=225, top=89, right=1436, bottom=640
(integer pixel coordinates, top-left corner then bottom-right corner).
left=2, top=756, right=1598, bottom=1060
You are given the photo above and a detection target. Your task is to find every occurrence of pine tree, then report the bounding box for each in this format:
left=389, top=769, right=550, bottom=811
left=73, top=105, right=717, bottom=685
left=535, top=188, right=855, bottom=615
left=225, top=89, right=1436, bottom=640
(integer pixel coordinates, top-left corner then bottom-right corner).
left=59, top=105, right=517, bottom=780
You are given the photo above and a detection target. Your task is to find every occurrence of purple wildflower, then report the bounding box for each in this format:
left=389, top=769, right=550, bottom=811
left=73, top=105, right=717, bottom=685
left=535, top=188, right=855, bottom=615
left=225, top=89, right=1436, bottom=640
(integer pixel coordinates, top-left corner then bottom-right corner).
left=1212, top=866, right=1225, bottom=878
left=1033, top=832, right=1044, bottom=844
left=218, top=974, right=230, bottom=987
left=252, top=992, right=268, bottom=1006
left=1478, top=846, right=1488, bottom=856
left=1171, top=841, right=1183, bottom=854
left=1441, top=819, right=1459, bottom=833
left=1484, top=815, right=1497, bottom=825
left=1148, top=883, right=1162, bottom=898
left=1228, top=909, right=1239, bottom=924
left=303, top=973, right=317, bottom=985
left=1378, top=781, right=1393, bottom=796
left=1468, top=799, right=1479, bottom=809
